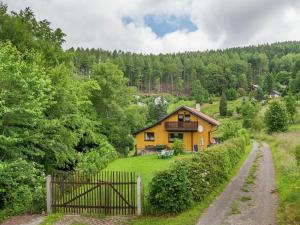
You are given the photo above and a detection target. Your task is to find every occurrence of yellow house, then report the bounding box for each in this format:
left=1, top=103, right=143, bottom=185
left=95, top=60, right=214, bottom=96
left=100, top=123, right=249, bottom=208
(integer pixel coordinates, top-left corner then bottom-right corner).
left=134, top=105, right=220, bottom=152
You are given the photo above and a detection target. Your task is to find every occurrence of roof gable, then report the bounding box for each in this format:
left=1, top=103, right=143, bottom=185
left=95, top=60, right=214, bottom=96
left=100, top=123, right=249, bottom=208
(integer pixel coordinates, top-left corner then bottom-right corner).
left=133, top=105, right=220, bottom=135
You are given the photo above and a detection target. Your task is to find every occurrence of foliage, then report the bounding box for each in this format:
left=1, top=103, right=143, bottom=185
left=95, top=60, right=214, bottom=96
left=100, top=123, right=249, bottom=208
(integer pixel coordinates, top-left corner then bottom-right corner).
left=220, top=121, right=242, bottom=141
left=294, top=145, right=300, bottom=166
left=255, top=87, right=264, bottom=101
left=263, top=74, right=275, bottom=94
left=240, top=100, right=258, bottom=128
left=91, top=62, right=136, bottom=155
left=76, top=141, right=118, bottom=172
left=219, top=92, right=228, bottom=116
left=148, top=134, right=248, bottom=214
left=132, top=144, right=252, bottom=225
left=264, top=101, right=289, bottom=133
left=191, top=80, right=211, bottom=104
left=0, top=4, right=69, bottom=67
left=290, top=72, right=300, bottom=94
left=172, top=139, right=185, bottom=155
left=225, top=88, right=238, bottom=100
left=0, top=159, right=45, bottom=221
left=283, top=95, right=297, bottom=123
left=147, top=97, right=168, bottom=124
left=148, top=164, right=193, bottom=213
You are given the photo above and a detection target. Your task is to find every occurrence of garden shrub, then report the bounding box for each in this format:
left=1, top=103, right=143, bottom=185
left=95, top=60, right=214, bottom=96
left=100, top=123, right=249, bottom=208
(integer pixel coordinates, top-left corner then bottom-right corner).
left=0, top=159, right=45, bottom=222
left=149, top=134, right=249, bottom=213
left=175, top=160, right=212, bottom=201
left=76, top=141, right=118, bottom=172
left=148, top=164, right=193, bottom=213
left=172, top=139, right=185, bottom=155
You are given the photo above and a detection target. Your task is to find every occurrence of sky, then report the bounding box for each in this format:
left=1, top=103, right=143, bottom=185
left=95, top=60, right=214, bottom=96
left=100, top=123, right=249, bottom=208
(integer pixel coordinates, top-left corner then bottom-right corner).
left=5, top=0, right=300, bottom=54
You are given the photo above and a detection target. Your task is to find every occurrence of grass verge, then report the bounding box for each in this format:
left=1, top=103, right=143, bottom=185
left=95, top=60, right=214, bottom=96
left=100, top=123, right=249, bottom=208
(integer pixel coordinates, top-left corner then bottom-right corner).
left=130, top=143, right=253, bottom=225
left=40, top=213, right=63, bottom=225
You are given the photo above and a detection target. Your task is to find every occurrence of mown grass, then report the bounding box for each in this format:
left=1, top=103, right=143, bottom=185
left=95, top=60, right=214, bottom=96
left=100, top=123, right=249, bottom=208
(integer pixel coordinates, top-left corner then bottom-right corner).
left=130, top=143, right=253, bottom=225
left=254, top=128, right=300, bottom=225
left=105, top=154, right=193, bottom=193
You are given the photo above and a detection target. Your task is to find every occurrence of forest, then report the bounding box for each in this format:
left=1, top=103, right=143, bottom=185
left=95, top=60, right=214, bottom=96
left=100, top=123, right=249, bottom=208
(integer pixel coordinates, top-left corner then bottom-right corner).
left=0, top=2, right=300, bottom=222
left=71, top=41, right=300, bottom=99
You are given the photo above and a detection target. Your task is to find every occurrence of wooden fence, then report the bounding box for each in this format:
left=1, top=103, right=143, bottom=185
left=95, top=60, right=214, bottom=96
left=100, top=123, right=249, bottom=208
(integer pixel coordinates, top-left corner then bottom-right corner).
left=46, top=171, right=141, bottom=215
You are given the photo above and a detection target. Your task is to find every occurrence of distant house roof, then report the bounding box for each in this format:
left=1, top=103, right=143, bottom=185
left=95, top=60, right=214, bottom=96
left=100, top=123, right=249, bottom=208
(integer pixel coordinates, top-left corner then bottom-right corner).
left=133, top=105, right=220, bottom=135
left=270, top=90, right=281, bottom=95
left=251, top=84, right=260, bottom=90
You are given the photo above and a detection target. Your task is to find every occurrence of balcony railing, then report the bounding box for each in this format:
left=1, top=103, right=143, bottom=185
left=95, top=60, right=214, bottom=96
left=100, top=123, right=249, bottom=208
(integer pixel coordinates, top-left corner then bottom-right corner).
left=165, top=121, right=198, bottom=131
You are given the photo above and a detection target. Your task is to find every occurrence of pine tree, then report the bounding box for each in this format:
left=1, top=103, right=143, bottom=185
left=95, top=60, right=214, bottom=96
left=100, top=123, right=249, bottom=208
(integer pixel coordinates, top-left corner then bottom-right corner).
left=219, top=91, right=228, bottom=116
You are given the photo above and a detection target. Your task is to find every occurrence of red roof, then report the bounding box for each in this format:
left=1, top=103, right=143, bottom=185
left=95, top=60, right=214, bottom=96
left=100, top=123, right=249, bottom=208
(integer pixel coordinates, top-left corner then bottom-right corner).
left=185, top=106, right=220, bottom=126
left=133, top=105, right=220, bottom=135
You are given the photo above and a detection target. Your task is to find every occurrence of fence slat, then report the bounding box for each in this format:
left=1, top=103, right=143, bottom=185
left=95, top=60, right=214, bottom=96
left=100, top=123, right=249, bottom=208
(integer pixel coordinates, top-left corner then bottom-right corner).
left=49, top=171, right=139, bottom=215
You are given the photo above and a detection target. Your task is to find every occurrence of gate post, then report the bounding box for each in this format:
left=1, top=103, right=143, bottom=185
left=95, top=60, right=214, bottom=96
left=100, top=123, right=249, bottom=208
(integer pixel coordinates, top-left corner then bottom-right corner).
left=136, top=175, right=142, bottom=216
left=46, top=175, right=52, bottom=214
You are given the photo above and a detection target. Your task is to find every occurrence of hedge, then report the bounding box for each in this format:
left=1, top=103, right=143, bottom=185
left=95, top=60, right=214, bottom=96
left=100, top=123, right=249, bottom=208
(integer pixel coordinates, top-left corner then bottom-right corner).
left=148, top=134, right=250, bottom=213
left=0, top=159, right=45, bottom=222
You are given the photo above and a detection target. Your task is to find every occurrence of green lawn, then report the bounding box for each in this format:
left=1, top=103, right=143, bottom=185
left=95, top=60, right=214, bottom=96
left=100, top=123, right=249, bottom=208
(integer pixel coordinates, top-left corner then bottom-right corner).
left=105, top=154, right=193, bottom=193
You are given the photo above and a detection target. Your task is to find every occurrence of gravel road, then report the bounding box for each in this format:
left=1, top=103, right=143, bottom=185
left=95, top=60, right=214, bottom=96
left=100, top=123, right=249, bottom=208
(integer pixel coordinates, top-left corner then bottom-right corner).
left=1, top=215, right=45, bottom=225
left=197, top=141, right=278, bottom=225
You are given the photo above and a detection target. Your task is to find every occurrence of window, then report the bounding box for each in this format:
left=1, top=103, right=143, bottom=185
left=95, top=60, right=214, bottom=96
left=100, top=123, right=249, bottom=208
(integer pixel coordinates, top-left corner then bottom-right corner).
left=185, top=115, right=190, bottom=122
left=144, top=132, right=155, bottom=141
left=168, top=133, right=183, bottom=143
left=178, top=114, right=184, bottom=122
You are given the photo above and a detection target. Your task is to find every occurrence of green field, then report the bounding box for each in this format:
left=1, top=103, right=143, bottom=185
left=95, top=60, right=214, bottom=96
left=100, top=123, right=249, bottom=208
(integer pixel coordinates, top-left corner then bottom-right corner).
left=105, top=154, right=193, bottom=193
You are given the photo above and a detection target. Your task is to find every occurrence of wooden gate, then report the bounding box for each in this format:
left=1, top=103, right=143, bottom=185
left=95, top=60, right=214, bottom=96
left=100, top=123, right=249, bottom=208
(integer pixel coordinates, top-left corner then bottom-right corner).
left=46, top=171, right=141, bottom=215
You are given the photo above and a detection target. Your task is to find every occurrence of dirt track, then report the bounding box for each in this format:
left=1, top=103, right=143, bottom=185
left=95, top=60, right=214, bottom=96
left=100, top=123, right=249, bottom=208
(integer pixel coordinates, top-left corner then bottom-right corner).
left=197, top=141, right=278, bottom=225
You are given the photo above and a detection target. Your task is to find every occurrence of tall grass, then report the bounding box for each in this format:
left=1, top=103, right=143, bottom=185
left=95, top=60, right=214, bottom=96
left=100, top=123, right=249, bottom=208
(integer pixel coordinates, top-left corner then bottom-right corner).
left=255, top=130, right=300, bottom=224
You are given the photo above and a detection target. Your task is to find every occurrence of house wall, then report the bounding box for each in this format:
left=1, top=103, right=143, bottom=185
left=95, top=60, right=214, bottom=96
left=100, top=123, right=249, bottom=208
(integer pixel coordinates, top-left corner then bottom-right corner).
left=135, top=109, right=216, bottom=151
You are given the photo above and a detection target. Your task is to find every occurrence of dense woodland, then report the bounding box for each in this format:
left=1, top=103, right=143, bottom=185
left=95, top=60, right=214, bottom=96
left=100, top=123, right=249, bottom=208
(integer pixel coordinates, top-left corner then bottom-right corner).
left=0, top=2, right=299, bottom=221
left=71, top=41, right=300, bottom=99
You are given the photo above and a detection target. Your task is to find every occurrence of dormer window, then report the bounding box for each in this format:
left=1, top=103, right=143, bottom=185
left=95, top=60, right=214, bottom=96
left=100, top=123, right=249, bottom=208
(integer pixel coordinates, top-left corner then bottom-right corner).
left=185, top=115, right=190, bottom=122
left=178, top=114, right=184, bottom=122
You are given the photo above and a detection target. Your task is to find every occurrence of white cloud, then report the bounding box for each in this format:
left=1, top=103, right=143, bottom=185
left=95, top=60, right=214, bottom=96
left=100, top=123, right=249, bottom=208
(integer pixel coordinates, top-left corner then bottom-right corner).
left=4, top=0, right=300, bottom=53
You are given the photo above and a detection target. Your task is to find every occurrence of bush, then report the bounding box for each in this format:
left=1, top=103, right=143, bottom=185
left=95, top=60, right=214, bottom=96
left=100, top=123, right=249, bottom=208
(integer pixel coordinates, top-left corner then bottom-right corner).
left=0, top=159, right=45, bottom=221
left=172, top=139, right=185, bottom=155
left=220, top=121, right=241, bottom=141
left=294, top=145, right=300, bottom=166
left=149, top=134, right=249, bottom=213
left=264, top=101, right=289, bottom=133
left=148, top=164, right=193, bottom=213
left=225, top=88, right=238, bottom=100
left=76, top=141, right=118, bottom=172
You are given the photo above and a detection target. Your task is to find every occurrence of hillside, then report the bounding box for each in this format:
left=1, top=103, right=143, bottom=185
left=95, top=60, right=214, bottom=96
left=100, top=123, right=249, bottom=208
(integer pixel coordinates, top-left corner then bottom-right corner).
left=71, top=42, right=300, bottom=99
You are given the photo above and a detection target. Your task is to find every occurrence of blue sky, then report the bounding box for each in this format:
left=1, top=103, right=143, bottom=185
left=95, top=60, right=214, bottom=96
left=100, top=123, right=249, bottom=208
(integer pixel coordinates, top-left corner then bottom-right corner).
left=123, top=14, right=197, bottom=37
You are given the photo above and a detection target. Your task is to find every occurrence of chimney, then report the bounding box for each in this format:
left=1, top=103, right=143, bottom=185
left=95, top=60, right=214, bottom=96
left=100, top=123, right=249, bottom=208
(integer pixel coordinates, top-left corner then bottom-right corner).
left=196, top=103, right=201, bottom=111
